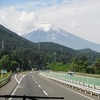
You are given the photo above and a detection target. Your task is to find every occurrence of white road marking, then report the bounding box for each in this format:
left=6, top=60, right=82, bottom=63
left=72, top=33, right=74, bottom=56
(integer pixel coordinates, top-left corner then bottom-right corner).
left=19, top=75, right=25, bottom=83
left=9, top=75, right=26, bottom=100
left=8, top=85, right=19, bottom=100
left=15, top=74, right=20, bottom=84
left=32, top=75, right=35, bottom=81
left=15, top=74, right=25, bottom=84
left=38, top=85, right=41, bottom=88
left=32, top=74, right=48, bottom=96
left=35, top=81, right=37, bottom=84
left=40, top=75, right=95, bottom=100
left=43, top=91, right=48, bottom=96
left=32, top=74, right=38, bottom=84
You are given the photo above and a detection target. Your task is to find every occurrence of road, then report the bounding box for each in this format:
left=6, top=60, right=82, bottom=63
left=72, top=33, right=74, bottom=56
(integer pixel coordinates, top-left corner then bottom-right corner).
left=8, top=71, right=98, bottom=100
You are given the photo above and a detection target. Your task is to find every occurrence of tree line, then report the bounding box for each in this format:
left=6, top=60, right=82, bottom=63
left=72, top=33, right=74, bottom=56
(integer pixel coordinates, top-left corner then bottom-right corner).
left=0, top=24, right=100, bottom=74
left=0, top=47, right=100, bottom=74
left=48, top=56, right=100, bottom=74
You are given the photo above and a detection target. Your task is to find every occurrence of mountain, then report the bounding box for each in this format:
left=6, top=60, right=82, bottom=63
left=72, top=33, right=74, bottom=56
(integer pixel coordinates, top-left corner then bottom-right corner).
left=0, top=24, right=100, bottom=71
left=0, top=24, right=78, bottom=70
left=22, top=23, right=100, bottom=52
left=0, top=24, right=37, bottom=51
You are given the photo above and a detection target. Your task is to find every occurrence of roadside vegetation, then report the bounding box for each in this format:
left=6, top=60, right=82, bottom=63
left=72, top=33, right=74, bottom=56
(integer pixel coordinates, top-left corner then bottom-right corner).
left=48, top=57, right=100, bottom=75
left=0, top=73, right=10, bottom=81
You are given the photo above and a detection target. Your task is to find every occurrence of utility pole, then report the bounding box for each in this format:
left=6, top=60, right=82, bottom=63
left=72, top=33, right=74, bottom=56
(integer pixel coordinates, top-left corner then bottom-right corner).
left=2, top=40, right=4, bottom=51
left=54, top=51, right=56, bottom=62
left=38, top=42, right=40, bottom=51
left=60, top=46, right=63, bottom=62
left=38, top=35, right=41, bottom=51
left=61, top=46, right=62, bottom=53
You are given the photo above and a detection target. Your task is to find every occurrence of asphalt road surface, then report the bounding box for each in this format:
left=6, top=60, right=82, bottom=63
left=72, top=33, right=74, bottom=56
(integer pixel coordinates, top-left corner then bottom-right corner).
left=10, top=71, right=97, bottom=100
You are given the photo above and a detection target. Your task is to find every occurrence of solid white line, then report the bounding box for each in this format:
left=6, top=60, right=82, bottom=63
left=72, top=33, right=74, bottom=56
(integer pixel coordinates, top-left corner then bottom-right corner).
left=8, top=85, right=19, bottom=100
left=15, top=74, right=20, bottom=84
left=40, top=75, right=94, bottom=100
left=38, top=85, right=41, bottom=88
left=19, top=75, right=25, bottom=83
left=9, top=75, right=26, bottom=100
left=43, top=91, right=48, bottom=96
left=15, top=74, right=25, bottom=84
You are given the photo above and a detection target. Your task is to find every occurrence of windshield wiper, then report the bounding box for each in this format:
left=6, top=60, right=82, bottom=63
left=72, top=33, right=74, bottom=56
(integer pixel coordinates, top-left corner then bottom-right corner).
left=0, top=95, right=64, bottom=100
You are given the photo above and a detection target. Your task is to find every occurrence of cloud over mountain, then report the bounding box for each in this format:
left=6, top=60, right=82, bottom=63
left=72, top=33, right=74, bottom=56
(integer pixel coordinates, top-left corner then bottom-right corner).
left=22, top=23, right=100, bottom=52
left=0, top=0, right=100, bottom=44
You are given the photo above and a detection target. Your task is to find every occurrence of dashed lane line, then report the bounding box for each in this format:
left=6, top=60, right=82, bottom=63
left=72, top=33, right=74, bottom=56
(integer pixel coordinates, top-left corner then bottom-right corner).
left=43, top=91, right=48, bottom=96
left=38, top=85, right=41, bottom=88
left=32, top=74, right=48, bottom=96
left=39, top=74, right=95, bottom=100
left=35, top=81, right=37, bottom=84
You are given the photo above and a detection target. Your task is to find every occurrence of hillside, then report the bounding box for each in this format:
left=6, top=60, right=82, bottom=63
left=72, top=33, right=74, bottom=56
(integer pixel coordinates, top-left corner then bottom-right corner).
left=0, top=24, right=76, bottom=56
left=0, top=24, right=77, bottom=70
left=0, top=24, right=100, bottom=71
left=0, top=25, right=36, bottom=51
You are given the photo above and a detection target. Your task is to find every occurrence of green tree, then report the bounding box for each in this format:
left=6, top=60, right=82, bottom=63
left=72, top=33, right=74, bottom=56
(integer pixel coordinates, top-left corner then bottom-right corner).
left=10, top=61, right=18, bottom=72
left=93, top=58, right=100, bottom=74
left=0, top=55, right=11, bottom=71
left=69, top=56, right=89, bottom=73
left=48, top=62, right=67, bottom=71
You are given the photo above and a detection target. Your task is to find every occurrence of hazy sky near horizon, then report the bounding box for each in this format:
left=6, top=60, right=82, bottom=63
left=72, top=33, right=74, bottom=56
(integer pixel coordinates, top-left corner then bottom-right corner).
left=0, top=0, right=100, bottom=44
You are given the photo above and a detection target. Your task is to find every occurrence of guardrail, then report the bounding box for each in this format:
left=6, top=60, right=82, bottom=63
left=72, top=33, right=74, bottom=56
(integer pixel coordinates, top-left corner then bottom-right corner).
left=41, top=71, right=100, bottom=88
left=0, top=75, right=11, bottom=88
left=40, top=72, right=100, bottom=98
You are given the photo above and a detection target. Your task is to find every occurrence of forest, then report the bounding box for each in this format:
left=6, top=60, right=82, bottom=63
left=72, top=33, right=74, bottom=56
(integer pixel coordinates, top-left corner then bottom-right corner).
left=0, top=24, right=100, bottom=74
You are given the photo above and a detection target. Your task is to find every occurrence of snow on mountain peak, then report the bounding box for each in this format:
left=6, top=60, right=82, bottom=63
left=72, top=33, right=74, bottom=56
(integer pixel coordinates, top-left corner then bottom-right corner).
left=38, top=23, right=53, bottom=31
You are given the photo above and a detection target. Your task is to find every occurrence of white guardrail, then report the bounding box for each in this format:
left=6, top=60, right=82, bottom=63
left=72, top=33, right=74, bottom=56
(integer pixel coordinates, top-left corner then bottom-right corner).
left=40, top=72, right=100, bottom=98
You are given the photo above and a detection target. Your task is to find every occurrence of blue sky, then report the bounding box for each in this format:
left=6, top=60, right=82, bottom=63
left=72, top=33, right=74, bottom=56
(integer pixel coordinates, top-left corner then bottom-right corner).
left=0, top=0, right=66, bottom=12
left=0, top=0, right=24, bottom=6
left=0, top=0, right=100, bottom=44
left=0, top=0, right=64, bottom=7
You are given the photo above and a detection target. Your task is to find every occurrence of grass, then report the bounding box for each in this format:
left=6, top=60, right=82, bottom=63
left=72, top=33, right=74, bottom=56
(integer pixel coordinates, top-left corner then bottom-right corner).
left=0, top=73, right=10, bottom=81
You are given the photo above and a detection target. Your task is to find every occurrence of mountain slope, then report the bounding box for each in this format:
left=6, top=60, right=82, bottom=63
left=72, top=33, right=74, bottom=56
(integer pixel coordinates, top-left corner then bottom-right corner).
left=22, top=23, right=100, bottom=52
left=0, top=24, right=78, bottom=69
left=0, top=24, right=37, bottom=51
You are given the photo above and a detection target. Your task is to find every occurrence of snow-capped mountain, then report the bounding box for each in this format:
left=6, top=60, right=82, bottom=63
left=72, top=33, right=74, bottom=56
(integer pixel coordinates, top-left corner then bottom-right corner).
left=22, top=23, right=100, bottom=52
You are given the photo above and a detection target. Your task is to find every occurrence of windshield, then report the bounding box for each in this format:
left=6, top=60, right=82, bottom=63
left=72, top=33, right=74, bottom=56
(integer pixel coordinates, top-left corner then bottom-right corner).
left=0, top=95, right=64, bottom=100
left=0, top=0, right=100, bottom=100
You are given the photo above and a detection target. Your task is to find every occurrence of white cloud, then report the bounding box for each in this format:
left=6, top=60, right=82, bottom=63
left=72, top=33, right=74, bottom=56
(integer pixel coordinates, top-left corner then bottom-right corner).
left=0, top=6, right=37, bottom=35
left=0, top=0, right=100, bottom=44
left=38, top=0, right=100, bottom=44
